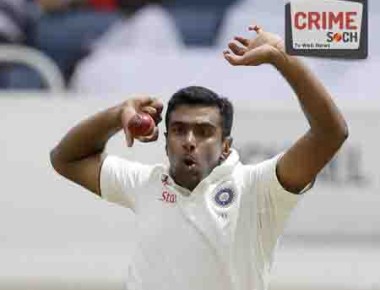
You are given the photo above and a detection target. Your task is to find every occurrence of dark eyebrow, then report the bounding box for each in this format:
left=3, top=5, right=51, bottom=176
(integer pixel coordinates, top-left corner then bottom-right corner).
left=169, top=121, right=217, bottom=128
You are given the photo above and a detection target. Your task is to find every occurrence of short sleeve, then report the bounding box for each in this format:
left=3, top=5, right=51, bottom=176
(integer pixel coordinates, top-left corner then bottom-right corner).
left=100, top=155, right=154, bottom=210
left=248, top=153, right=313, bottom=269
left=254, top=152, right=313, bottom=220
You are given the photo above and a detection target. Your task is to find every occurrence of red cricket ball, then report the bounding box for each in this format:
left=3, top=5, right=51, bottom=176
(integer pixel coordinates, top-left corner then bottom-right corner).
left=127, top=113, right=155, bottom=137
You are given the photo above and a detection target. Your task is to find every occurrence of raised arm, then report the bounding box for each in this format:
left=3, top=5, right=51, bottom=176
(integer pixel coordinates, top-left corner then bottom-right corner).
left=223, top=24, right=348, bottom=193
left=50, top=97, right=162, bottom=196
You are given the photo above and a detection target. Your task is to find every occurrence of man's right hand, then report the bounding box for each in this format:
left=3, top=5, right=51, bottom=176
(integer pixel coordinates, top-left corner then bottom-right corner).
left=50, top=95, right=164, bottom=196
left=120, top=96, right=164, bottom=147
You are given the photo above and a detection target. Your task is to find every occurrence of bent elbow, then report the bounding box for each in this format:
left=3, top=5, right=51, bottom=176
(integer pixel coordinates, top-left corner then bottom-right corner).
left=330, top=122, right=349, bottom=151
left=339, top=121, right=349, bottom=142
left=49, top=148, right=64, bottom=175
left=316, top=122, right=349, bottom=149
left=50, top=149, right=58, bottom=171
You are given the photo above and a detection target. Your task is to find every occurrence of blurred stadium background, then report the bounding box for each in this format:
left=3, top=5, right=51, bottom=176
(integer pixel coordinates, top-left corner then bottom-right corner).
left=0, top=0, right=379, bottom=289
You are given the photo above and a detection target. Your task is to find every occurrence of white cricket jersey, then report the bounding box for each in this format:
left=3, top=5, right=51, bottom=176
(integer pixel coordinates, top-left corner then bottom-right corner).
left=100, top=149, right=310, bottom=290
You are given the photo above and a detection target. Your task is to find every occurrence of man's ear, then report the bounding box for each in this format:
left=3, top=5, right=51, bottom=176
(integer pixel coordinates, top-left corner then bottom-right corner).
left=224, top=136, right=233, bottom=152
left=221, top=137, right=233, bottom=161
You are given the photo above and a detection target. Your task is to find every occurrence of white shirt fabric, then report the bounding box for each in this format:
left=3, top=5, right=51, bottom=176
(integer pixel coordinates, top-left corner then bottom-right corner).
left=100, top=149, right=310, bottom=290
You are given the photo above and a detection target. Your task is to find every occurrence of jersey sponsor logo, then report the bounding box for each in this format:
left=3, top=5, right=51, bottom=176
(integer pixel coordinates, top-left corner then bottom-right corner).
left=159, top=191, right=177, bottom=204
left=214, top=187, right=234, bottom=207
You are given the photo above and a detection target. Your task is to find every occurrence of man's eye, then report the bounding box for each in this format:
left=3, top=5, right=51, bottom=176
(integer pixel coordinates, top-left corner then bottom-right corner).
left=171, top=126, right=185, bottom=135
left=196, top=127, right=214, bottom=138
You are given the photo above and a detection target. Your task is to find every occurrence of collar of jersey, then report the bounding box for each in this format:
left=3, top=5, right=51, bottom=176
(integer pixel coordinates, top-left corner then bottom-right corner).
left=160, top=149, right=240, bottom=197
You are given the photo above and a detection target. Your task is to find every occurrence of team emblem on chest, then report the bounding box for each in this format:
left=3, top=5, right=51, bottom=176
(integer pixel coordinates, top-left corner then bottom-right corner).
left=214, top=187, right=234, bottom=207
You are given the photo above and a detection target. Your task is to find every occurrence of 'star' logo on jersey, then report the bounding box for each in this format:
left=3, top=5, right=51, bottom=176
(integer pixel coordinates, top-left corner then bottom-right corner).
left=159, top=191, right=177, bottom=204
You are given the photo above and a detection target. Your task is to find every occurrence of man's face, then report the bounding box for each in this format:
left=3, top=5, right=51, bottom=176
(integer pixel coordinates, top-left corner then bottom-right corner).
left=166, top=105, right=230, bottom=191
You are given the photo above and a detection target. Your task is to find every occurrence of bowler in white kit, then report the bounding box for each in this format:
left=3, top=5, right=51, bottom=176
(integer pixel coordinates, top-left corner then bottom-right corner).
left=51, top=24, right=348, bottom=290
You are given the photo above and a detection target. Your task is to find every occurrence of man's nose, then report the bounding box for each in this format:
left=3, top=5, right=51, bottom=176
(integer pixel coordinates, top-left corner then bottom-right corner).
left=183, top=130, right=196, bottom=151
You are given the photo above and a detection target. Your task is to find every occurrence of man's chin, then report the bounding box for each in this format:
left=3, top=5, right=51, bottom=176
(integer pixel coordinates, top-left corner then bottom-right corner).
left=175, top=172, right=201, bottom=191
left=171, top=164, right=211, bottom=190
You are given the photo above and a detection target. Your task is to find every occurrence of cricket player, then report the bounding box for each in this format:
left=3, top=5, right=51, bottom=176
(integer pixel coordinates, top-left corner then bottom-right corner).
left=50, top=24, right=348, bottom=290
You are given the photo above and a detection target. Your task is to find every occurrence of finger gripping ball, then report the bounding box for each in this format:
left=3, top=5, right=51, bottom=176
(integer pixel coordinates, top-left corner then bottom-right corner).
left=128, top=113, right=155, bottom=137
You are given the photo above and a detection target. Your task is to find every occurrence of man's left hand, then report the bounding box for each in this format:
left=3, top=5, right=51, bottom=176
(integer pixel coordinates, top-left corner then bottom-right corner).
left=223, top=24, right=286, bottom=66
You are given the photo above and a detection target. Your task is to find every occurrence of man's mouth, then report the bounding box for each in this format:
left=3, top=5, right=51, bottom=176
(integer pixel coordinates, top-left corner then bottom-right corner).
left=183, top=156, right=197, bottom=168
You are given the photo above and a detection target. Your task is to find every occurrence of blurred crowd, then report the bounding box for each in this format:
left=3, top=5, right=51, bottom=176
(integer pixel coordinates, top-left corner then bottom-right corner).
left=0, top=0, right=240, bottom=90
left=2, top=0, right=376, bottom=93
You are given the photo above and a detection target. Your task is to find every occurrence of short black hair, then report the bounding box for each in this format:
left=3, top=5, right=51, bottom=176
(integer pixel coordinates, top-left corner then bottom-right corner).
left=165, top=86, right=234, bottom=138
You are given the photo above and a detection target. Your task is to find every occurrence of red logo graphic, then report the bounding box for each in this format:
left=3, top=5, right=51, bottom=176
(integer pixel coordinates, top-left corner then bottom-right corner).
left=294, top=11, right=358, bottom=30
left=332, top=32, right=343, bottom=42
left=160, top=191, right=177, bottom=204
